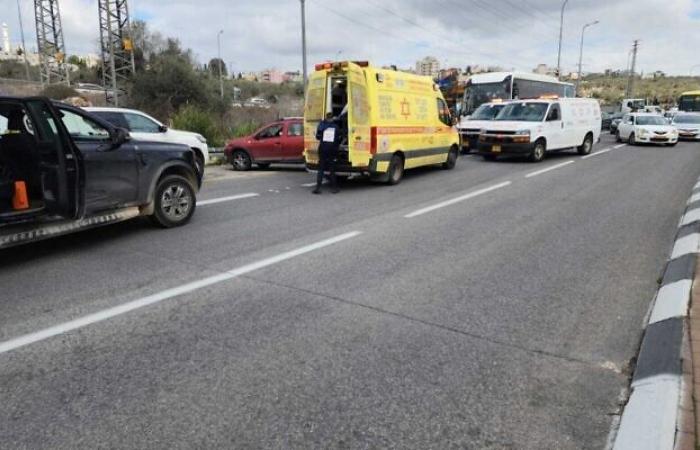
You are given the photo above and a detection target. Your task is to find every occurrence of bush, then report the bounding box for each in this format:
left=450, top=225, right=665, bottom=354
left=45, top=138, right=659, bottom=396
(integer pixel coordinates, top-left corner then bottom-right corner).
left=40, top=84, right=80, bottom=100
left=171, top=104, right=222, bottom=146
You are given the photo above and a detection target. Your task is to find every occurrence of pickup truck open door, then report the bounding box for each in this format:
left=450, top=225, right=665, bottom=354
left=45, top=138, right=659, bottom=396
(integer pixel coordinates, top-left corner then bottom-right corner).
left=22, top=98, right=81, bottom=220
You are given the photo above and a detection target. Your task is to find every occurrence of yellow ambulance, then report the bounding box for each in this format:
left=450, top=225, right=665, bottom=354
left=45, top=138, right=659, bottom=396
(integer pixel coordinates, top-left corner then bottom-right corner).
left=304, top=61, right=460, bottom=184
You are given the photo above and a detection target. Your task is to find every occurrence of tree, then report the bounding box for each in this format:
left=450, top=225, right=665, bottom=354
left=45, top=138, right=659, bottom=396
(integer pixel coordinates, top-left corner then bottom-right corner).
left=208, top=58, right=227, bottom=78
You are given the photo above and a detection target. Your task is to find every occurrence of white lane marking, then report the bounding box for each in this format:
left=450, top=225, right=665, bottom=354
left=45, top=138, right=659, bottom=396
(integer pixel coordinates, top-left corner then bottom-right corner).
left=581, top=147, right=612, bottom=159
left=0, top=231, right=362, bottom=355
left=524, top=160, right=575, bottom=178
left=198, top=193, right=259, bottom=206
left=613, top=144, right=626, bottom=149
left=301, top=182, right=317, bottom=187
left=405, top=181, right=511, bottom=218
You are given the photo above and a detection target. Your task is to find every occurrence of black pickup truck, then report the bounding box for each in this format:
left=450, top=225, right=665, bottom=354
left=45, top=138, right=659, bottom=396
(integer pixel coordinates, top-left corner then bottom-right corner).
left=0, top=96, right=202, bottom=249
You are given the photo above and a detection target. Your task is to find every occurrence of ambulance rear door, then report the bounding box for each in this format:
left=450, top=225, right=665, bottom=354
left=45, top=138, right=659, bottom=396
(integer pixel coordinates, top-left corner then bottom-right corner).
left=345, top=62, right=371, bottom=168
left=303, top=70, right=327, bottom=165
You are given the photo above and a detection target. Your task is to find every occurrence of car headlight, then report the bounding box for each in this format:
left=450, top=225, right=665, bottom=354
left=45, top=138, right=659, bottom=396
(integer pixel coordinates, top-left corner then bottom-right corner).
left=514, top=129, right=530, bottom=135
left=638, top=128, right=648, bottom=137
left=195, top=134, right=207, bottom=144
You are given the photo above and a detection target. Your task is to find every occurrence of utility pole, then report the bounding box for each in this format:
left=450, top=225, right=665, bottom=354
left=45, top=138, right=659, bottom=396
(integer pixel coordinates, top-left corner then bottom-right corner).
left=300, top=0, right=307, bottom=85
left=17, top=0, right=31, bottom=81
left=98, top=0, right=136, bottom=106
left=34, top=0, right=70, bottom=86
left=556, top=0, right=568, bottom=80
left=217, top=30, right=224, bottom=100
left=576, top=20, right=598, bottom=95
left=626, top=40, right=639, bottom=98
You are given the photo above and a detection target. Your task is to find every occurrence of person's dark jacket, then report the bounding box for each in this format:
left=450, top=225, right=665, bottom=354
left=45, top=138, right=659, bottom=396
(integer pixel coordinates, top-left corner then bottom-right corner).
left=315, top=119, right=341, bottom=155
left=0, top=161, right=16, bottom=210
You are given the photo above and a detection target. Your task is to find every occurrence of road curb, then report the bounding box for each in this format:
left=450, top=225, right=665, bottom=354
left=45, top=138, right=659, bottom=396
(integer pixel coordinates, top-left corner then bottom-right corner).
left=613, top=177, right=700, bottom=450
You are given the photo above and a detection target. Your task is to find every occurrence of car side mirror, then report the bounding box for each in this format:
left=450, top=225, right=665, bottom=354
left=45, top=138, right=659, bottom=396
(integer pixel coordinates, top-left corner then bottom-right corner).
left=158, top=125, right=168, bottom=132
left=110, top=127, right=130, bottom=148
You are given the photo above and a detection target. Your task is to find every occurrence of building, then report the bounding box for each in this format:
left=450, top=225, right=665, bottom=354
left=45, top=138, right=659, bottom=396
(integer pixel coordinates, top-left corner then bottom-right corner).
left=415, top=56, right=440, bottom=78
left=1, top=23, right=10, bottom=55
left=533, top=63, right=558, bottom=77
left=259, top=68, right=284, bottom=84
left=283, top=71, right=302, bottom=83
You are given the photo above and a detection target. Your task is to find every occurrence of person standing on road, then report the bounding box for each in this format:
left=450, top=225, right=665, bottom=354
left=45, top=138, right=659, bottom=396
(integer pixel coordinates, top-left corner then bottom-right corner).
left=313, top=113, right=340, bottom=194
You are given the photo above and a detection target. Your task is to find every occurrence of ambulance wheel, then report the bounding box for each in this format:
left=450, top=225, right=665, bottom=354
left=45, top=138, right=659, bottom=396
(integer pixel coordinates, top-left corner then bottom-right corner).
left=442, top=145, right=458, bottom=170
left=387, top=154, right=404, bottom=185
left=577, top=133, right=593, bottom=155
left=530, top=140, right=546, bottom=162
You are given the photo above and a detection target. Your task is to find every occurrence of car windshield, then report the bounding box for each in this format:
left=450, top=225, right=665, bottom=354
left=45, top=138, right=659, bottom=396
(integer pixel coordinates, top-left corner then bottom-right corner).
left=674, top=115, right=700, bottom=124
left=495, top=102, right=548, bottom=122
left=470, top=104, right=504, bottom=120
left=636, top=116, right=667, bottom=126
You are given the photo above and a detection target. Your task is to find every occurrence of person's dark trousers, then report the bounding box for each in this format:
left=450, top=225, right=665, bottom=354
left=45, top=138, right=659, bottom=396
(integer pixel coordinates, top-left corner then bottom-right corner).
left=315, top=151, right=338, bottom=192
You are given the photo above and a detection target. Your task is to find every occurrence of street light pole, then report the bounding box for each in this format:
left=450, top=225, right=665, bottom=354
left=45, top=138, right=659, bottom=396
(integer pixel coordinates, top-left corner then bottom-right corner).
left=300, top=0, right=308, bottom=85
left=16, top=0, right=31, bottom=81
left=217, top=30, right=224, bottom=100
left=556, top=0, right=569, bottom=80
left=576, top=20, right=599, bottom=95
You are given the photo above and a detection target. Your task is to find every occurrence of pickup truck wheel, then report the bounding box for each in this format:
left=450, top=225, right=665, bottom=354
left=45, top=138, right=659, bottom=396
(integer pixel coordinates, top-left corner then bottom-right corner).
left=577, top=133, right=593, bottom=155
left=442, top=146, right=458, bottom=170
left=386, top=154, right=405, bottom=185
left=530, top=140, right=546, bottom=162
left=194, top=153, right=205, bottom=176
left=231, top=150, right=252, bottom=171
left=150, top=175, right=196, bottom=228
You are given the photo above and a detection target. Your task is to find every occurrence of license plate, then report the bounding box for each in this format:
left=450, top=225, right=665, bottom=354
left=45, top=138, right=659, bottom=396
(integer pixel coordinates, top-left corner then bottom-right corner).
left=492, top=145, right=501, bottom=153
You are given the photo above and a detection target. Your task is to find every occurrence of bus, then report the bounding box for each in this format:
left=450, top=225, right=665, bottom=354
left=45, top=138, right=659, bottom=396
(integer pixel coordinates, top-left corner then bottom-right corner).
left=679, top=91, right=700, bottom=112
left=461, top=72, right=575, bottom=116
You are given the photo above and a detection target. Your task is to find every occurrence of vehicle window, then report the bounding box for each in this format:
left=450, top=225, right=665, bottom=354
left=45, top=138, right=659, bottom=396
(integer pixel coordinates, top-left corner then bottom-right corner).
left=437, top=98, right=451, bottom=126
left=470, top=104, right=504, bottom=120
left=287, top=123, right=303, bottom=137
left=546, top=104, right=561, bottom=121
left=0, top=115, right=7, bottom=134
left=123, top=113, right=161, bottom=133
left=92, top=111, right=130, bottom=129
left=257, top=124, right=283, bottom=139
left=496, top=102, right=549, bottom=122
left=675, top=115, right=700, bottom=124
left=636, top=116, right=669, bottom=126
left=59, top=109, right=111, bottom=140
left=626, top=116, right=634, bottom=124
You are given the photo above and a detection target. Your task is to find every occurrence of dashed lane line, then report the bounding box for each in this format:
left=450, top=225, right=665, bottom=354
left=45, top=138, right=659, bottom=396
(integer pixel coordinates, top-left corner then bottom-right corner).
left=525, top=160, right=575, bottom=178
left=613, top=144, right=627, bottom=149
left=0, top=231, right=363, bottom=355
left=581, top=148, right=612, bottom=159
left=405, top=181, right=512, bottom=218
left=198, top=193, right=259, bottom=206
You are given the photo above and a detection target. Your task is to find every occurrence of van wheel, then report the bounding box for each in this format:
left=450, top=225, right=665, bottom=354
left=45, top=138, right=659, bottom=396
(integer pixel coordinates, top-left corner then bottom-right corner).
left=628, top=133, right=636, bottom=145
left=231, top=150, right=252, bottom=171
left=442, top=146, right=458, bottom=170
left=530, top=140, right=546, bottom=162
left=577, top=133, right=593, bottom=155
left=150, top=175, right=196, bottom=228
left=386, top=154, right=405, bottom=185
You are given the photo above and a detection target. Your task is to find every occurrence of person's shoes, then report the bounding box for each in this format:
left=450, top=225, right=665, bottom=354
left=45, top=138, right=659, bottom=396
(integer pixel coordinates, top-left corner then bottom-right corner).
left=312, top=188, right=321, bottom=194
left=331, top=188, right=340, bottom=194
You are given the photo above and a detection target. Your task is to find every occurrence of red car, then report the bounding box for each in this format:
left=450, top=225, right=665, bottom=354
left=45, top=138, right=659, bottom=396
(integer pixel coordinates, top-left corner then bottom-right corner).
left=225, top=118, right=304, bottom=170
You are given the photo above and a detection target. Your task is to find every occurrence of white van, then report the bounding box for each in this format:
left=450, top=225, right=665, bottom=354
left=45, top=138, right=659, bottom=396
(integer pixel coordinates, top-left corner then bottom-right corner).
left=477, top=97, right=601, bottom=162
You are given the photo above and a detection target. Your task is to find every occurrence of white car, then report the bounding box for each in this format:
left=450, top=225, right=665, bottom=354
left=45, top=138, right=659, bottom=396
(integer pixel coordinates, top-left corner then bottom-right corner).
left=672, top=113, right=700, bottom=141
left=84, top=107, right=210, bottom=172
left=458, top=101, right=508, bottom=152
left=477, top=97, right=601, bottom=162
left=616, top=113, right=678, bottom=146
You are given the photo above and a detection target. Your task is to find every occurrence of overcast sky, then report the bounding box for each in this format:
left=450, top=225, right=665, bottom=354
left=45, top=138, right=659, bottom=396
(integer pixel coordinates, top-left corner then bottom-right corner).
left=3, top=0, right=700, bottom=75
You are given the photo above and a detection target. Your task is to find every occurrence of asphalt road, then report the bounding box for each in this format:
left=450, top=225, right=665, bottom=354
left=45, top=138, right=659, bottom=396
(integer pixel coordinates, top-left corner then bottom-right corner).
left=2, top=135, right=700, bottom=449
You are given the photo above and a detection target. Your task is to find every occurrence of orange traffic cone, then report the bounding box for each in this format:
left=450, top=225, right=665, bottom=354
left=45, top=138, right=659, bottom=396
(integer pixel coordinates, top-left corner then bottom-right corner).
left=12, top=181, right=29, bottom=210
